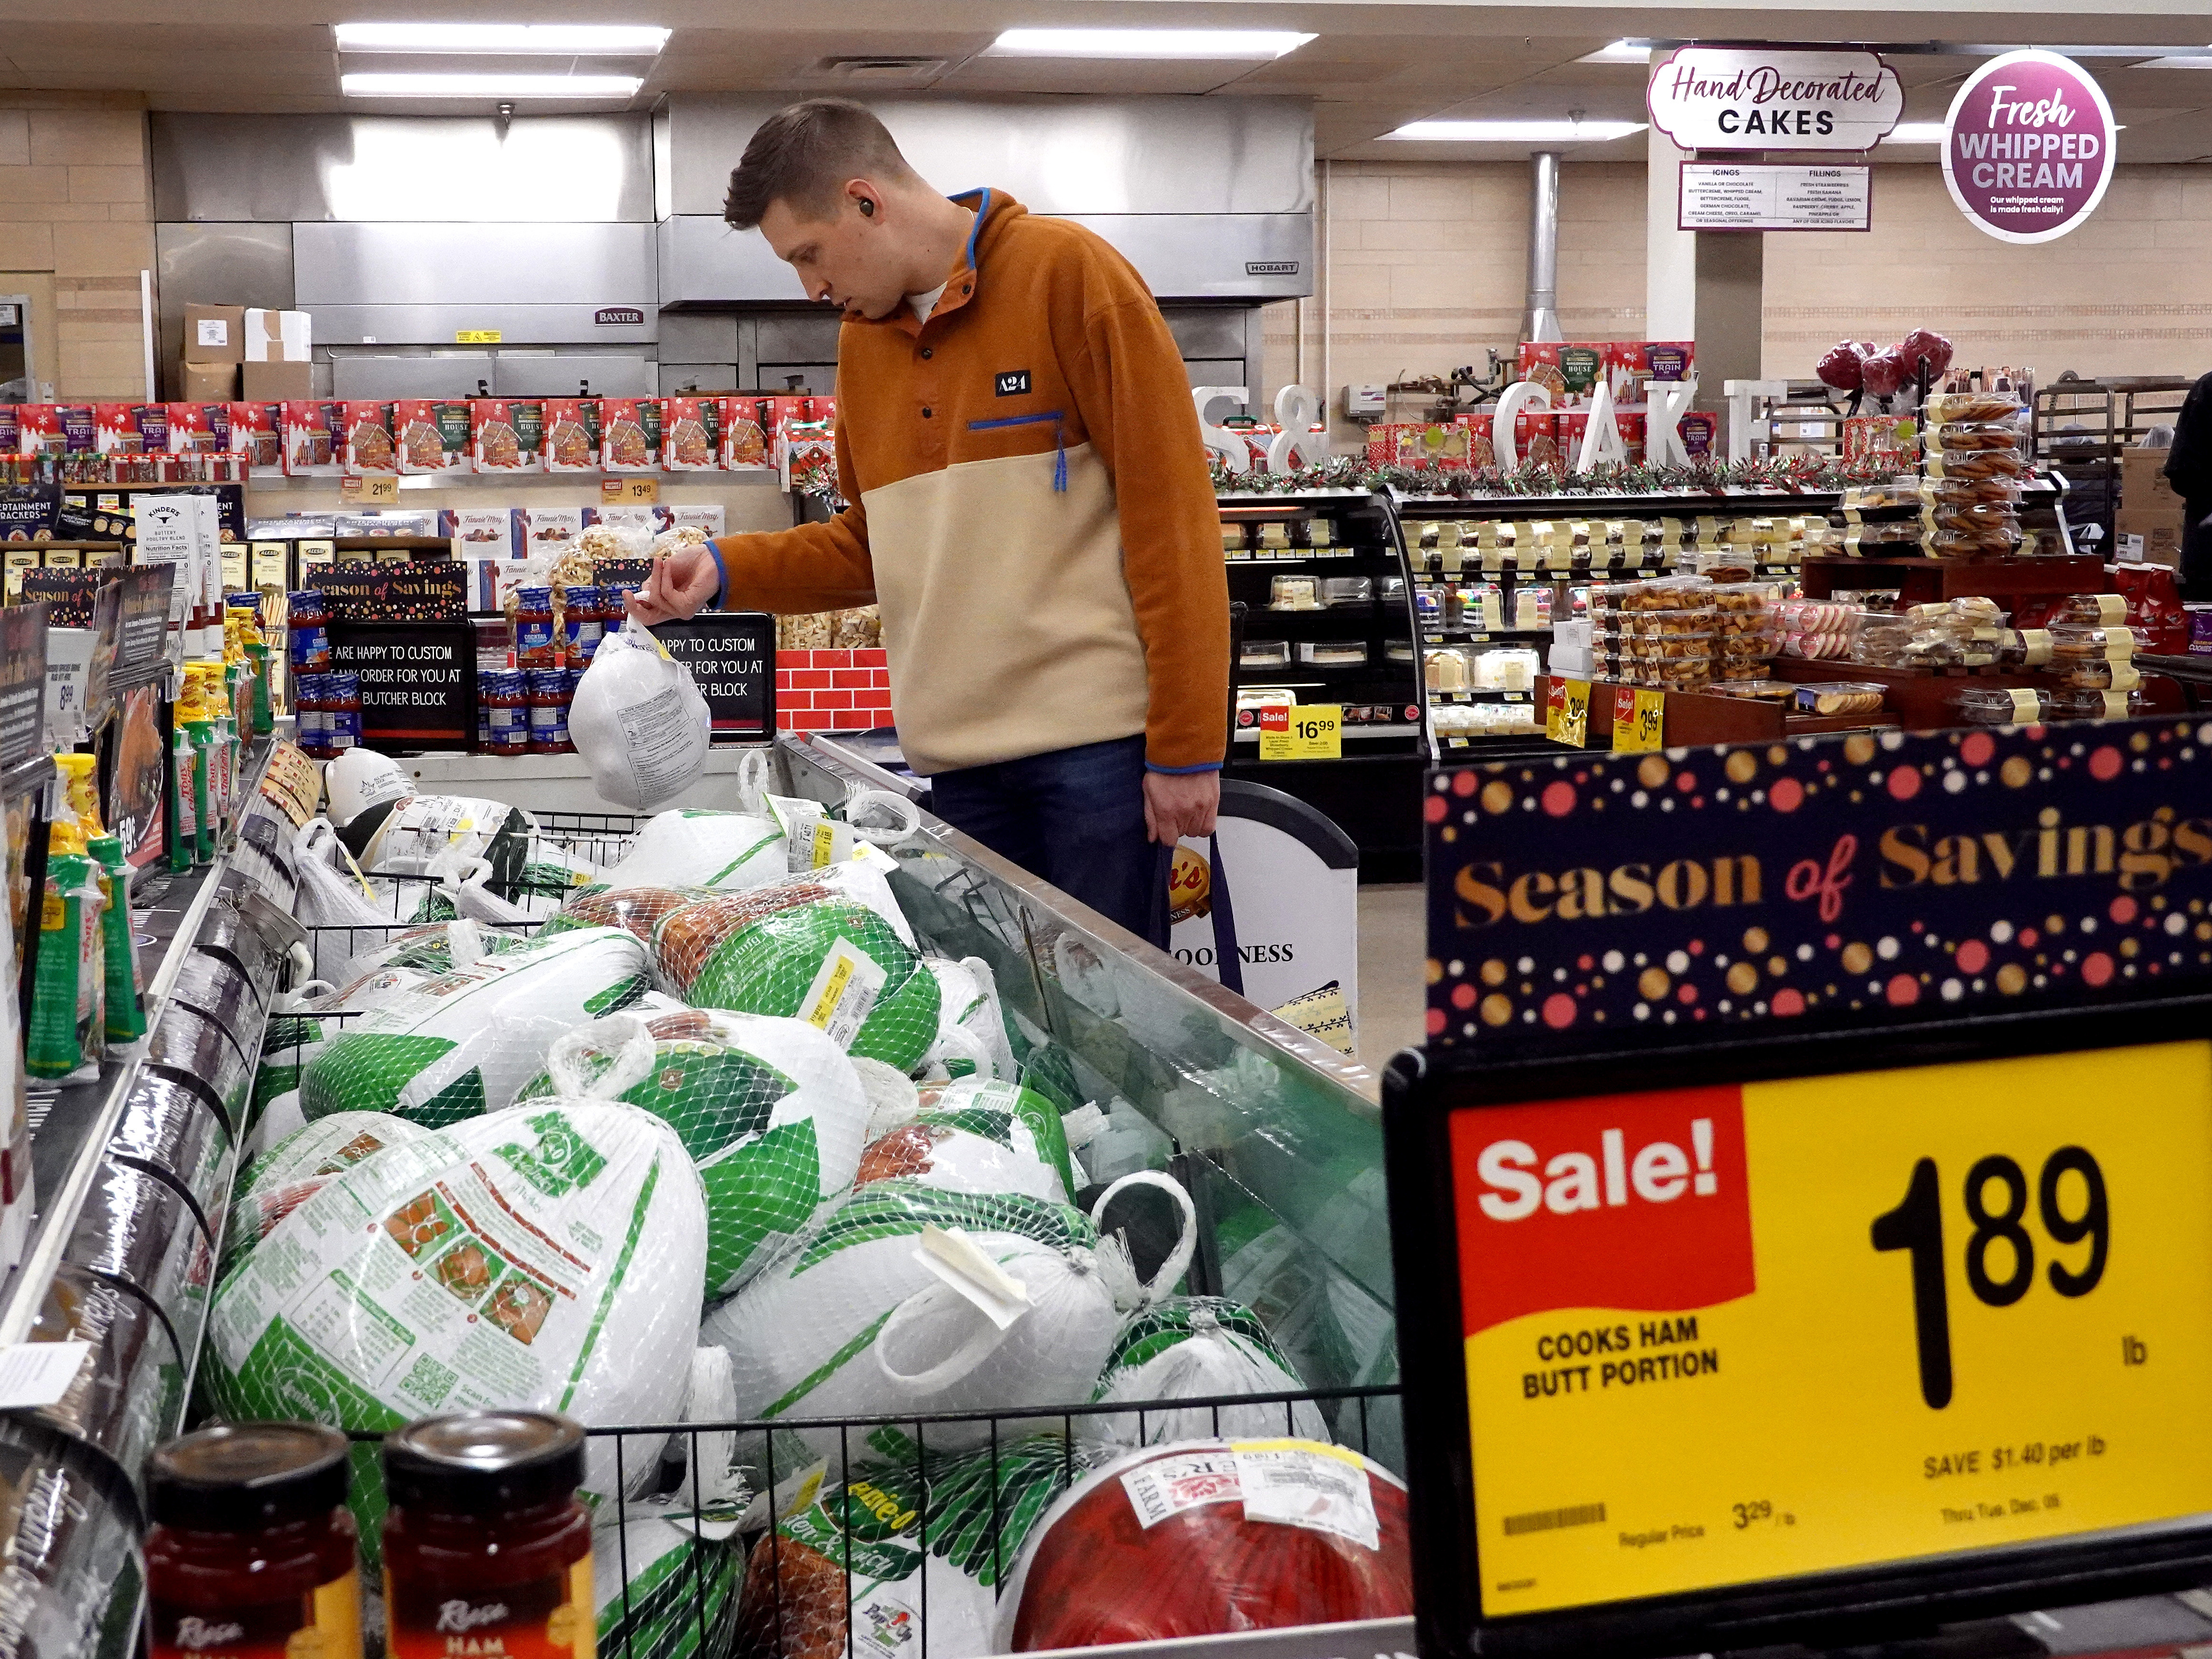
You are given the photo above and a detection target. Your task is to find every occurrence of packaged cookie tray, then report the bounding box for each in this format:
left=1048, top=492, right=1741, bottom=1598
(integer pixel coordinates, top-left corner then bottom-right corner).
left=1955, top=685, right=2146, bottom=725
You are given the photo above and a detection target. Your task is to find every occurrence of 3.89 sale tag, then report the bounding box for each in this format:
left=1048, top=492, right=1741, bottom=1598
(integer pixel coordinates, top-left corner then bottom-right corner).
left=1258, top=704, right=1341, bottom=760
left=1455, top=1040, right=2212, bottom=1617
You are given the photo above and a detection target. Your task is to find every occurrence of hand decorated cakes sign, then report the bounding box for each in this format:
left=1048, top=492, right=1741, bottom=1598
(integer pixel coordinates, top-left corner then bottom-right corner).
left=1426, top=717, right=2212, bottom=1057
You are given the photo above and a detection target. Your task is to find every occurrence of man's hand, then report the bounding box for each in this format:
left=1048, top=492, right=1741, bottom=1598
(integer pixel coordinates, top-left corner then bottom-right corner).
left=1143, top=770, right=1220, bottom=846
left=626, top=543, right=721, bottom=626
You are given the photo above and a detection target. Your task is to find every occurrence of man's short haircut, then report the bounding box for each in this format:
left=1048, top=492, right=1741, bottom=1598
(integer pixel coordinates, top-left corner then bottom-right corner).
left=724, top=98, right=916, bottom=230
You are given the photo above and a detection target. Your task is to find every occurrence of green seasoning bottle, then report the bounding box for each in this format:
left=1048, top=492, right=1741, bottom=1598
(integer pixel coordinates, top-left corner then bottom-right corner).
left=89, top=834, right=144, bottom=1042
left=167, top=720, right=196, bottom=874
left=184, top=717, right=215, bottom=865
left=244, top=644, right=272, bottom=734
left=27, top=829, right=92, bottom=1079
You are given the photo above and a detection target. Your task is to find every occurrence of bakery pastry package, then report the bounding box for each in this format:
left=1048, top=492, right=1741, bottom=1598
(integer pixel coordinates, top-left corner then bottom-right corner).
left=1793, top=682, right=1886, bottom=716
left=661, top=396, right=722, bottom=470
left=599, top=397, right=662, bottom=472
left=342, top=400, right=397, bottom=475
left=542, top=398, right=602, bottom=472
left=471, top=398, right=544, bottom=473
left=281, top=400, right=344, bottom=477
left=395, top=399, right=471, bottom=475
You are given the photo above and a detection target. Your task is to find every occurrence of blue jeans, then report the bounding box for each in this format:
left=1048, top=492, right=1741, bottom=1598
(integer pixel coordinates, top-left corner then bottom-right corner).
left=927, top=735, right=1171, bottom=947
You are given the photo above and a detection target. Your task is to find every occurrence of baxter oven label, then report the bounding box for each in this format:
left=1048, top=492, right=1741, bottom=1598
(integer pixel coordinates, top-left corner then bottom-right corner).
left=595, top=307, right=646, bottom=326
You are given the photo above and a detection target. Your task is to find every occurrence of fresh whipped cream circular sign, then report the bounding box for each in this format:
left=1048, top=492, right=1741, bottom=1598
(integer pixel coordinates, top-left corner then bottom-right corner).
left=1942, top=50, right=2116, bottom=244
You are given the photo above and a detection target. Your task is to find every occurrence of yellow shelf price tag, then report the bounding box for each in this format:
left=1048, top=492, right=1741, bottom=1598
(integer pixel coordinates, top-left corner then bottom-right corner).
left=1455, top=1039, right=2212, bottom=1618
left=1258, top=703, right=1341, bottom=760
left=1544, top=678, right=1592, bottom=747
left=340, top=473, right=399, bottom=504
left=601, top=475, right=660, bottom=504
left=1612, top=684, right=1666, bottom=753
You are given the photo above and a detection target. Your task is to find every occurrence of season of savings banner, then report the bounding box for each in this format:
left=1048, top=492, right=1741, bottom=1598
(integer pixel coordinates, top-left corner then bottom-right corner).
left=1424, top=716, right=2212, bottom=1058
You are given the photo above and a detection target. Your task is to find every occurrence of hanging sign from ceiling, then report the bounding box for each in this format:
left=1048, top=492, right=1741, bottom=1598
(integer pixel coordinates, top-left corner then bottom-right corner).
left=1941, top=50, right=2117, bottom=244
left=1648, top=46, right=1903, bottom=152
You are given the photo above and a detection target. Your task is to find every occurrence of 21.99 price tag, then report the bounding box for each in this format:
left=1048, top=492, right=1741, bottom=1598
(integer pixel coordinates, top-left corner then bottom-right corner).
left=1258, top=704, right=1341, bottom=760
left=1455, top=1040, right=2212, bottom=1617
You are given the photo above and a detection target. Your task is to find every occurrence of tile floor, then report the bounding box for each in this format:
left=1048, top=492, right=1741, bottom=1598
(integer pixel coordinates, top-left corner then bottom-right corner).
left=1355, top=882, right=1428, bottom=1095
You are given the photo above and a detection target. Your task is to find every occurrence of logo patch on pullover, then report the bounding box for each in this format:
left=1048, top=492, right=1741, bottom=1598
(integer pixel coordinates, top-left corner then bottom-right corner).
left=994, top=370, right=1031, bottom=396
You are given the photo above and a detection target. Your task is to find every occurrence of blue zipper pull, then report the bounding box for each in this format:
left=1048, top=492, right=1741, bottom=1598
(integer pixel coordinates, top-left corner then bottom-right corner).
left=1054, top=416, right=1067, bottom=493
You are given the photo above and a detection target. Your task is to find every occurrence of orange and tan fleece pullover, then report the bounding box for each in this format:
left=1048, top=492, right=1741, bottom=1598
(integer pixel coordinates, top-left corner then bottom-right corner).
left=705, top=188, right=1230, bottom=778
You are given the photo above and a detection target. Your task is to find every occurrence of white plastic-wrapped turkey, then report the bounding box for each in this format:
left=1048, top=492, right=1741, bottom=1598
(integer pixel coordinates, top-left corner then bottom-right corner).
left=570, top=620, right=713, bottom=810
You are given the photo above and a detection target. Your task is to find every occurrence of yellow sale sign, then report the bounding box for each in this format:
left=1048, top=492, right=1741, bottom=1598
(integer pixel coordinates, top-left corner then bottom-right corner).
left=1258, top=704, right=1341, bottom=761
left=1456, top=1041, right=2212, bottom=1616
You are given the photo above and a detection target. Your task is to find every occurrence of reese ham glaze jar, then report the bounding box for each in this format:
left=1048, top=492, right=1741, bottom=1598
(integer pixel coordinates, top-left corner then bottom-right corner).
left=145, top=1421, right=362, bottom=1659
left=381, top=1412, right=593, bottom=1659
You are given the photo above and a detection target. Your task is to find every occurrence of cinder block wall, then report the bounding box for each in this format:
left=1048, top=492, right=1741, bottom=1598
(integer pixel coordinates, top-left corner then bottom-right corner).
left=0, top=92, right=154, bottom=401
left=1261, top=156, right=2212, bottom=428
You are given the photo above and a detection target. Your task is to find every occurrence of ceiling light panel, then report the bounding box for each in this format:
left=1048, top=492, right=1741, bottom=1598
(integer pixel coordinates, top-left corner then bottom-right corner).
left=1578, top=41, right=1656, bottom=64
left=334, top=24, right=669, bottom=54
left=1384, top=119, right=1647, bottom=141
left=986, top=29, right=1315, bottom=60
left=340, top=72, right=643, bottom=98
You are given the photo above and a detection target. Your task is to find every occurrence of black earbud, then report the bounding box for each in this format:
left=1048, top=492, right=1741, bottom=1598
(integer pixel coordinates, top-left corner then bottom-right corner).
left=859, top=199, right=875, bottom=217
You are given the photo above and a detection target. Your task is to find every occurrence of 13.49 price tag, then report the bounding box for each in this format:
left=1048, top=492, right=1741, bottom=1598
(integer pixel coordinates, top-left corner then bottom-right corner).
left=1258, top=704, right=1341, bottom=760
left=1455, top=1040, right=2212, bottom=1617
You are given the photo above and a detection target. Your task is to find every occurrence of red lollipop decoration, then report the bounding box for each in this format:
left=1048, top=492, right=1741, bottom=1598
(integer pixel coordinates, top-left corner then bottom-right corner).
left=1816, top=341, right=1864, bottom=391
left=1900, top=327, right=1954, bottom=377
left=1860, top=348, right=1908, bottom=400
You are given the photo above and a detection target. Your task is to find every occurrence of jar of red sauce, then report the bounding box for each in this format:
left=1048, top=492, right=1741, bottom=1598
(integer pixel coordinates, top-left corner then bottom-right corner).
left=514, top=586, right=557, bottom=670
left=480, top=669, right=528, bottom=755
left=145, top=1421, right=362, bottom=1659
left=381, top=1412, right=593, bottom=1659
left=527, top=667, right=573, bottom=754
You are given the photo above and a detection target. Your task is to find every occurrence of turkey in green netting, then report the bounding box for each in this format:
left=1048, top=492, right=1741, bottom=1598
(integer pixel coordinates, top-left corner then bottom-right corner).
left=297, top=925, right=651, bottom=1126
left=514, top=1008, right=870, bottom=1296
left=853, top=1077, right=1080, bottom=1204
left=652, top=882, right=938, bottom=1072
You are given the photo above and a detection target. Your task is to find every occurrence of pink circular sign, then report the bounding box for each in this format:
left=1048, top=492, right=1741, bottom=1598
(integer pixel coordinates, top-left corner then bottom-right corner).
left=1941, top=50, right=2116, bottom=244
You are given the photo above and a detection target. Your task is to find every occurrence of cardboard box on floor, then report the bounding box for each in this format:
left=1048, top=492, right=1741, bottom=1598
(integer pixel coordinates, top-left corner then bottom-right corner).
left=179, top=361, right=239, bottom=400
left=2117, top=510, right=2182, bottom=568
left=243, top=360, right=313, bottom=400
left=246, top=308, right=312, bottom=362
left=2121, top=446, right=2183, bottom=511
left=182, top=303, right=245, bottom=363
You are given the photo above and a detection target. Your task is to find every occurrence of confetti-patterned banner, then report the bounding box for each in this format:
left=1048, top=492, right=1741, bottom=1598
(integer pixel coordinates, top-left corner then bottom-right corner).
left=1426, top=717, right=2212, bottom=1056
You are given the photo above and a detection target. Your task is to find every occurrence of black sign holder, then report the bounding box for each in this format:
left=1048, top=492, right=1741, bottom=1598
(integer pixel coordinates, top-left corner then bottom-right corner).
left=1388, top=992, right=2212, bottom=1659
left=326, top=620, right=476, bottom=753
left=650, top=610, right=774, bottom=741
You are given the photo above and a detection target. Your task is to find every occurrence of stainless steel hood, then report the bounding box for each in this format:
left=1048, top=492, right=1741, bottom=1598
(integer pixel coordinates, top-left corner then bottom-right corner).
left=654, top=93, right=1315, bottom=305
left=294, top=221, right=657, bottom=345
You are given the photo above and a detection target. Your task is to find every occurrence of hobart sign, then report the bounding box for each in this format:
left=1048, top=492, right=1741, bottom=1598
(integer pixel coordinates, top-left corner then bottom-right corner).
left=1648, top=46, right=1903, bottom=152
left=1942, top=49, right=2116, bottom=244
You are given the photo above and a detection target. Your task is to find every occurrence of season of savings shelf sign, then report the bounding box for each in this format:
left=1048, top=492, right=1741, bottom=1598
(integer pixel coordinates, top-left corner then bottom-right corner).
left=1942, top=50, right=2117, bottom=244
left=1424, top=719, right=2212, bottom=1059
left=1454, top=1037, right=2212, bottom=1617
left=1647, top=46, right=1903, bottom=151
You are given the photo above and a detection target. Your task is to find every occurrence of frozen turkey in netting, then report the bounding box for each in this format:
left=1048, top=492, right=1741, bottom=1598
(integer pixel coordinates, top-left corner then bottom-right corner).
left=514, top=1009, right=871, bottom=1295
left=573, top=621, right=714, bottom=811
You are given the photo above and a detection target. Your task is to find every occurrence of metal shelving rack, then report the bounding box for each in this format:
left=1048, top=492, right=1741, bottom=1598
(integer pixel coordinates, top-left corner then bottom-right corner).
left=2033, top=376, right=2194, bottom=553
left=1218, top=488, right=1431, bottom=881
